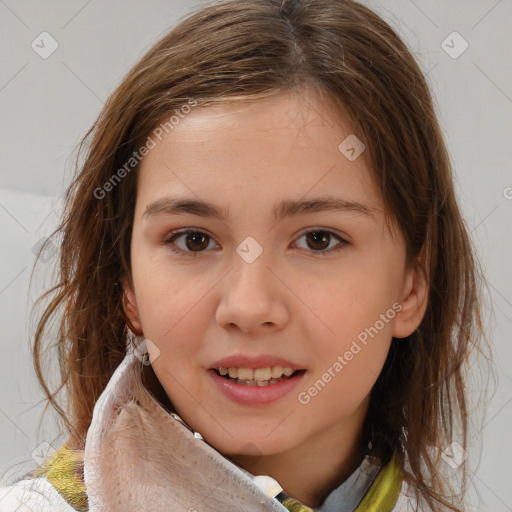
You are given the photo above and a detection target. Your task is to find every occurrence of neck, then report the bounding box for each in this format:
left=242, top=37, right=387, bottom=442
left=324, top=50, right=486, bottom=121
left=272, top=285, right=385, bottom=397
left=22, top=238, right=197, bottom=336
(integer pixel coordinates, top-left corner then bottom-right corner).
left=142, top=362, right=177, bottom=412
left=227, top=405, right=369, bottom=508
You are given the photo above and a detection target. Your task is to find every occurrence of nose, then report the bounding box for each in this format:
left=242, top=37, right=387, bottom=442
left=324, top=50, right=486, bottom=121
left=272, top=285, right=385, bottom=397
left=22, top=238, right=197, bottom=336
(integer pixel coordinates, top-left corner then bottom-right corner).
left=215, top=248, right=289, bottom=334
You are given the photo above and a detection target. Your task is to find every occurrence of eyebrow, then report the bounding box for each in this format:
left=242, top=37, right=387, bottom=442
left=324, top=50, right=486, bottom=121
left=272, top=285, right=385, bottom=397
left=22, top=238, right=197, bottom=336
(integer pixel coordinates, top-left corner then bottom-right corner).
left=143, top=196, right=377, bottom=221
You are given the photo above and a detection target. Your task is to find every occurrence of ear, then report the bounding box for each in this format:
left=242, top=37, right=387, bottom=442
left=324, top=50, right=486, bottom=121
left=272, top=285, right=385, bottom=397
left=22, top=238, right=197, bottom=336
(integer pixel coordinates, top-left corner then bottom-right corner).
left=392, top=255, right=429, bottom=339
left=121, top=276, right=143, bottom=335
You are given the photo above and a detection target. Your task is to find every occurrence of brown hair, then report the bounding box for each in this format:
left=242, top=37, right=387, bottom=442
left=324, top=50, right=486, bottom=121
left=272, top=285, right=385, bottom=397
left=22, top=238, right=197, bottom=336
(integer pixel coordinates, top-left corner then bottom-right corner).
left=29, top=0, right=492, bottom=510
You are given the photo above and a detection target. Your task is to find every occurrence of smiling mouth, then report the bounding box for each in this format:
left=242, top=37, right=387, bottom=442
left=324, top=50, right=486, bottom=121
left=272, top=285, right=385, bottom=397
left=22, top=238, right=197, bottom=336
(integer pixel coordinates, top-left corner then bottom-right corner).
left=213, top=368, right=307, bottom=386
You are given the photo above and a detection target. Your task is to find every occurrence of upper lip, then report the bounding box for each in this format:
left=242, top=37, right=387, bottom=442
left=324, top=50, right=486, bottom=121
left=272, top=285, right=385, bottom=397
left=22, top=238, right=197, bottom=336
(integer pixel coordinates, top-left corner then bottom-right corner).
left=209, top=354, right=305, bottom=370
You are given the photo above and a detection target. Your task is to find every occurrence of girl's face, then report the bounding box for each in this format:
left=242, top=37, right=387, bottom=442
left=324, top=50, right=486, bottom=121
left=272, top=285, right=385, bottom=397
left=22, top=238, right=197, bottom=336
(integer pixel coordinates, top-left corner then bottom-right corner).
left=123, top=89, right=427, bottom=464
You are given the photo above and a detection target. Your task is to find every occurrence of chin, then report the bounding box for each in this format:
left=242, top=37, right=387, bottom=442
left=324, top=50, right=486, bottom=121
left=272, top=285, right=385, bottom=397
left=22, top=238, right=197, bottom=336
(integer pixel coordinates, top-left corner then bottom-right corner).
left=203, top=428, right=296, bottom=458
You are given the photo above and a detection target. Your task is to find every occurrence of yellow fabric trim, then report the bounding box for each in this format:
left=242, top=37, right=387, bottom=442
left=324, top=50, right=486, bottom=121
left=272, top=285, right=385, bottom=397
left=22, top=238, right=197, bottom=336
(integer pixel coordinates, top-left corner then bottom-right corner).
left=31, top=443, right=88, bottom=512
left=278, top=452, right=403, bottom=512
left=280, top=497, right=315, bottom=511
left=354, top=451, right=403, bottom=512
left=33, top=444, right=402, bottom=512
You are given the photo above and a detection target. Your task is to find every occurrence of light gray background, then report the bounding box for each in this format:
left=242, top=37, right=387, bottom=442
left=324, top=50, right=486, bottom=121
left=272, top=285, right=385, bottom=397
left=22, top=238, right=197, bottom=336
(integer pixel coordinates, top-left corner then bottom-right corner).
left=0, top=0, right=511, bottom=510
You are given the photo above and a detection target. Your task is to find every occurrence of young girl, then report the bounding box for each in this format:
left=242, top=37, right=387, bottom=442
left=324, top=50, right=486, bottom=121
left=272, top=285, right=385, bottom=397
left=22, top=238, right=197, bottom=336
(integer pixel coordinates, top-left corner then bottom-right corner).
left=0, top=0, right=489, bottom=510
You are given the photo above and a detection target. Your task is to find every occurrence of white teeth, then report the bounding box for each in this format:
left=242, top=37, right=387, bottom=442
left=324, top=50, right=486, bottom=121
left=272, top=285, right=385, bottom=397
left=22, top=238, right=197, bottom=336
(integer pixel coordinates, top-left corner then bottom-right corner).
left=253, top=367, right=272, bottom=380
left=271, top=366, right=283, bottom=378
left=217, top=366, right=298, bottom=382
left=237, top=368, right=254, bottom=380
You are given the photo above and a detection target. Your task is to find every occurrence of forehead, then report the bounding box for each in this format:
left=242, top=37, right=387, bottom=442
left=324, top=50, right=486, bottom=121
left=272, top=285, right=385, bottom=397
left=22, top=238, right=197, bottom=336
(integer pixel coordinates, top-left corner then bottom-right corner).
left=145, top=89, right=354, bottom=155
left=136, top=89, right=383, bottom=215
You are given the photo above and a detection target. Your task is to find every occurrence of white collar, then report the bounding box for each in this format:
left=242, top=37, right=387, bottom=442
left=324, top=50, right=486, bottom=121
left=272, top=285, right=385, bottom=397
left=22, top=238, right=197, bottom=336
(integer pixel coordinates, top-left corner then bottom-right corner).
left=83, top=348, right=384, bottom=512
left=83, top=348, right=290, bottom=511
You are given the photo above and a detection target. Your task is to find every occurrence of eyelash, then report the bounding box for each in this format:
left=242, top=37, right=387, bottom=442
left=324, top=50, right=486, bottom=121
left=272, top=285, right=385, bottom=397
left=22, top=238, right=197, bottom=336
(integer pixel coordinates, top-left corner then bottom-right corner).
left=163, top=228, right=348, bottom=258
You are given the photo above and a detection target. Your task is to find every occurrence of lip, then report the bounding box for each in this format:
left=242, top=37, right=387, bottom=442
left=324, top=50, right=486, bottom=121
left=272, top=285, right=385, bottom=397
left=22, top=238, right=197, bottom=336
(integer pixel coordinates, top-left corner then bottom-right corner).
left=208, top=368, right=307, bottom=406
left=209, top=354, right=305, bottom=370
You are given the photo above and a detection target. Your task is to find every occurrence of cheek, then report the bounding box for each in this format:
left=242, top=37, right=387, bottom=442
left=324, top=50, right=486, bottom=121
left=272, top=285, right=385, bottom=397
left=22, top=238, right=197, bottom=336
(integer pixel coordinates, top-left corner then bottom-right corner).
left=298, top=266, right=392, bottom=336
left=132, top=257, right=211, bottom=349
left=300, top=320, right=392, bottom=416
left=296, top=266, right=396, bottom=376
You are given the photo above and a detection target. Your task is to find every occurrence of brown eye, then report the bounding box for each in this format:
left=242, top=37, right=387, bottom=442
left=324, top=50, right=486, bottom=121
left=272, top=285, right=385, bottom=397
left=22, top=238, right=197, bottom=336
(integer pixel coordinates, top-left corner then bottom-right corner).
left=305, top=231, right=330, bottom=251
left=183, top=232, right=210, bottom=251
left=165, top=229, right=218, bottom=257
left=295, top=229, right=347, bottom=255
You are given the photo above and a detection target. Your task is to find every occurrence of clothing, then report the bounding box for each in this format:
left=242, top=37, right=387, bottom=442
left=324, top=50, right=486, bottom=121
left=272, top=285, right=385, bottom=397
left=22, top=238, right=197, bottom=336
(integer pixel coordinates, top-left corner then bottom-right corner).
left=0, top=348, right=418, bottom=511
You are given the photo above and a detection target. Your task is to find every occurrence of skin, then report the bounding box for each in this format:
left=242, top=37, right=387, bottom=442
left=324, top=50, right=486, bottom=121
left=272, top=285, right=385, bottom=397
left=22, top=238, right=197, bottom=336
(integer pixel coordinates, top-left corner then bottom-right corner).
left=121, top=88, right=428, bottom=508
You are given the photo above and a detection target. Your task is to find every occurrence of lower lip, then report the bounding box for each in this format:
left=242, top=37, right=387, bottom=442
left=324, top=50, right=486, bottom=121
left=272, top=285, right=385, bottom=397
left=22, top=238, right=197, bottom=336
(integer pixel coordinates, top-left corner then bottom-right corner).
left=208, top=369, right=307, bottom=406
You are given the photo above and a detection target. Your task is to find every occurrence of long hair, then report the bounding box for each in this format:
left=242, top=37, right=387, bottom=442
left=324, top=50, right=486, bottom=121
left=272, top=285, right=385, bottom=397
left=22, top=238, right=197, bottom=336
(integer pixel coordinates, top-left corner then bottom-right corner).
left=29, top=1, right=492, bottom=510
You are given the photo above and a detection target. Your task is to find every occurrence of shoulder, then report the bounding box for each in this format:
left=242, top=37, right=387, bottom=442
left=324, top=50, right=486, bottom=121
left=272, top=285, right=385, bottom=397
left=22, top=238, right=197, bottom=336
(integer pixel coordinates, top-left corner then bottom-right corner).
left=0, top=439, right=87, bottom=512
left=0, top=477, right=77, bottom=512
left=393, top=478, right=419, bottom=512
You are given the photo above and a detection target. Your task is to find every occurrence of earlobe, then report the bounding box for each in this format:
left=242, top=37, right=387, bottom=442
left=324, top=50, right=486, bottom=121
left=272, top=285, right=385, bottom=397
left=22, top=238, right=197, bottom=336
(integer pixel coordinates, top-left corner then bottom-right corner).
left=392, top=261, right=429, bottom=339
left=121, top=276, right=143, bottom=335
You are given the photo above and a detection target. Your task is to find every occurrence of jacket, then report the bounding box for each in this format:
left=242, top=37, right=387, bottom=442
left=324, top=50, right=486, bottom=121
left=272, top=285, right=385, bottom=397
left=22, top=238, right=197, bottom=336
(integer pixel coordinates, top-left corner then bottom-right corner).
left=0, top=348, right=418, bottom=511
